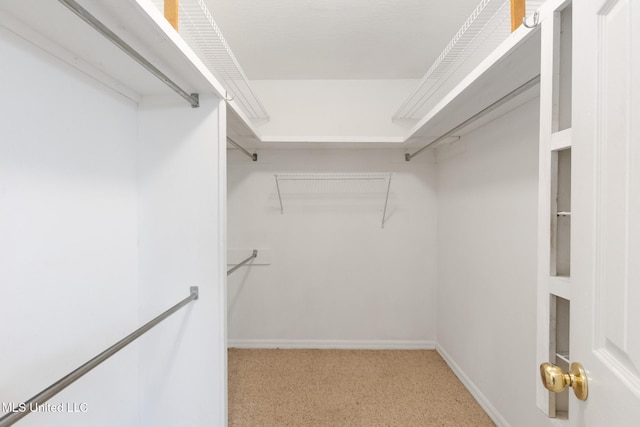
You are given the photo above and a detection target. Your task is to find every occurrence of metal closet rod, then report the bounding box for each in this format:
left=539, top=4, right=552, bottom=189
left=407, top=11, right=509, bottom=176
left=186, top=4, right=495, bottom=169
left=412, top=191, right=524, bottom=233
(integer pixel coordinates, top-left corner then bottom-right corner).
left=57, top=0, right=200, bottom=108
left=0, top=287, right=199, bottom=427
left=227, top=250, right=258, bottom=276
left=405, top=74, right=541, bottom=161
left=227, top=137, right=258, bottom=161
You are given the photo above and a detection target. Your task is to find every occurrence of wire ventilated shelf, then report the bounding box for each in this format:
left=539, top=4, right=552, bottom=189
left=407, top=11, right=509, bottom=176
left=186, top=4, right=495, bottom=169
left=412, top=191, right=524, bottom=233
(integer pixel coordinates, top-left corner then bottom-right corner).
left=274, top=173, right=393, bottom=228
left=393, top=0, right=545, bottom=122
left=150, top=0, right=268, bottom=120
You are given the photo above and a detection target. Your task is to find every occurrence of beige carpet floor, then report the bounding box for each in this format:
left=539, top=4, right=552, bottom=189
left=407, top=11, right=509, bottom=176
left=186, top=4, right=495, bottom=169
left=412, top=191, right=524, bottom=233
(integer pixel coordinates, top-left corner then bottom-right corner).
left=228, top=349, right=495, bottom=426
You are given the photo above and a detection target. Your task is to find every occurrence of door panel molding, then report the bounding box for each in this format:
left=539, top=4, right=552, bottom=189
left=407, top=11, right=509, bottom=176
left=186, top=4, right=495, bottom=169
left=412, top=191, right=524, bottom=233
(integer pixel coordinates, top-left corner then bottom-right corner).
left=593, top=0, right=640, bottom=396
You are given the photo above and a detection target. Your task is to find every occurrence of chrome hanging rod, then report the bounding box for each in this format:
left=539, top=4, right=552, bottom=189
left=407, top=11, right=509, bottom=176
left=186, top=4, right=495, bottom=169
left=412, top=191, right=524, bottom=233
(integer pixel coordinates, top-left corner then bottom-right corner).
left=227, top=137, right=257, bottom=161
left=227, top=250, right=258, bottom=276
left=0, top=287, right=199, bottom=427
left=57, top=0, right=199, bottom=108
left=405, top=74, right=541, bottom=161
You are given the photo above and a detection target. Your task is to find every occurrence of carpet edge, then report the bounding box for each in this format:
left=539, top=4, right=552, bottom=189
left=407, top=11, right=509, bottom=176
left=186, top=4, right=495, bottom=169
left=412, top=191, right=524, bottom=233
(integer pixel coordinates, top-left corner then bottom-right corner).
left=436, top=343, right=510, bottom=427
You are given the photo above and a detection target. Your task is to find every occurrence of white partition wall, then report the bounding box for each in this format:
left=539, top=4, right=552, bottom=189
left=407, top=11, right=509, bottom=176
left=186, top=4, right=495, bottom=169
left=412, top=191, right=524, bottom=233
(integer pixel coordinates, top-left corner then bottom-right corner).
left=137, top=95, right=227, bottom=427
left=0, top=24, right=227, bottom=427
left=435, top=99, right=553, bottom=427
left=0, top=28, right=140, bottom=427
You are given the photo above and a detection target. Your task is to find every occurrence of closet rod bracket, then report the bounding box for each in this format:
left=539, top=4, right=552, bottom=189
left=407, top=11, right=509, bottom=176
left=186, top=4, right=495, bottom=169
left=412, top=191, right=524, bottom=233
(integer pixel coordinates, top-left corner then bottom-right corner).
left=190, top=93, right=200, bottom=108
left=227, top=137, right=257, bottom=162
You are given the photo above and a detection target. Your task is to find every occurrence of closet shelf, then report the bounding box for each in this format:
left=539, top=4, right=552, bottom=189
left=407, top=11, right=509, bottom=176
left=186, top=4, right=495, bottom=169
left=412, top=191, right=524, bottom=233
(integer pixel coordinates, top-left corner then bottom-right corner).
left=395, top=0, right=544, bottom=122
left=0, top=0, right=227, bottom=105
left=404, top=0, right=567, bottom=146
left=549, top=276, right=570, bottom=301
left=551, top=128, right=573, bottom=150
left=556, top=351, right=570, bottom=365
left=274, top=173, right=393, bottom=229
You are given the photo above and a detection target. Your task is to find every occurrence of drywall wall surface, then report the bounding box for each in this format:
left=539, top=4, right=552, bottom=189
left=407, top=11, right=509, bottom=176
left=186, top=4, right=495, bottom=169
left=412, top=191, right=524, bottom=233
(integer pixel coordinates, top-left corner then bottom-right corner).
left=0, top=28, right=139, bottom=426
left=227, top=148, right=437, bottom=348
left=250, top=79, right=418, bottom=141
left=137, top=95, right=226, bottom=426
left=435, top=99, right=552, bottom=426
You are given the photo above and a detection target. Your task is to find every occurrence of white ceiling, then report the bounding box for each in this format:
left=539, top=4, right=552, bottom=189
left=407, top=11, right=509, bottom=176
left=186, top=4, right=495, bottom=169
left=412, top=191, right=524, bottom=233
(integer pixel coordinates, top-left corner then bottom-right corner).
left=204, top=0, right=482, bottom=80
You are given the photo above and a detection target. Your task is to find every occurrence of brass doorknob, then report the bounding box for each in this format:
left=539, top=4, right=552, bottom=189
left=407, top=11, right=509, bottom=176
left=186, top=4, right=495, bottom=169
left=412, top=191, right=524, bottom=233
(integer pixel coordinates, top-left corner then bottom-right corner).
left=540, top=362, right=588, bottom=401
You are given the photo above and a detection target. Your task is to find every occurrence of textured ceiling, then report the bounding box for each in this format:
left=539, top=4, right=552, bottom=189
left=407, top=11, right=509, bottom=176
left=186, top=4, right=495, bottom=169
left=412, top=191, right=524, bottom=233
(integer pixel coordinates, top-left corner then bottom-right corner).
left=204, top=0, right=482, bottom=80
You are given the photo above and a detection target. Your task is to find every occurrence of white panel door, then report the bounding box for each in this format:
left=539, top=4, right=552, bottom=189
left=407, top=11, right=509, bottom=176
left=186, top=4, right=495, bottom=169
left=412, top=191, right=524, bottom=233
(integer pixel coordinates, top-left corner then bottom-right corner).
left=572, top=0, right=640, bottom=425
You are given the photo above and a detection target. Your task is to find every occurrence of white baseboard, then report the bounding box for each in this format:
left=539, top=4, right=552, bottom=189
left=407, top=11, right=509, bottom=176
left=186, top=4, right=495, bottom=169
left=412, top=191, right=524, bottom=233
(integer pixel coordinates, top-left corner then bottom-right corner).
left=436, top=344, right=510, bottom=427
left=228, top=339, right=436, bottom=350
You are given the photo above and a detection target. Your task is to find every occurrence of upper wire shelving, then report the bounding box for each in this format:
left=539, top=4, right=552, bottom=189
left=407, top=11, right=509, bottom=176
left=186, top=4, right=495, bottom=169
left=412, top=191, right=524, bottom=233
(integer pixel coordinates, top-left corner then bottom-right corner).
left=274, top=173, right=393, bottom=229
left=393, top=0, right=545, bottom=123
left=151, top=0, right=269, bottom=121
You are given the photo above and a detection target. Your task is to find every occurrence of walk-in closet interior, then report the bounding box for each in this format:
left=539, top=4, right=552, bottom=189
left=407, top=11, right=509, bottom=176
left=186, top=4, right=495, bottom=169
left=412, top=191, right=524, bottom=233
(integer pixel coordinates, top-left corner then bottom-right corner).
left=2, top=0, right=639, bottom=426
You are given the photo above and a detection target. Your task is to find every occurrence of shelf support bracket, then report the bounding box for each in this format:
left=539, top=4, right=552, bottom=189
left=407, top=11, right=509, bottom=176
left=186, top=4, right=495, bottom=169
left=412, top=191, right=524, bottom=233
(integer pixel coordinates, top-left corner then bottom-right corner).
left=275, top=175, right=284, bottom=213
left=381, top=174, right=392, bottom=229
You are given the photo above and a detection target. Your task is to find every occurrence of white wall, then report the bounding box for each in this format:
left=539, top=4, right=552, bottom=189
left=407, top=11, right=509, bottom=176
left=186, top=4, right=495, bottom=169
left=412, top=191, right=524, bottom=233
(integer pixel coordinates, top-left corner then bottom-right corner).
left=227, top=148, right=437, bottom=348
left=137, top=95, right=226, bottom=426
left=435, top=99, right=552, bottom=426
left=0, top=28, right=139, bottom=427
left=251, top=80, right=418, bottom=142
left=0, top=27, right=227, bottom=427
